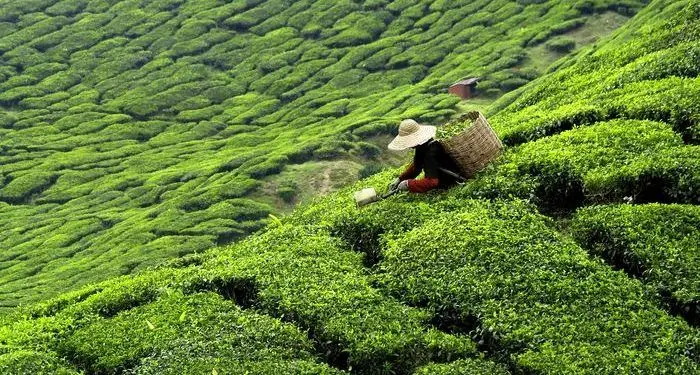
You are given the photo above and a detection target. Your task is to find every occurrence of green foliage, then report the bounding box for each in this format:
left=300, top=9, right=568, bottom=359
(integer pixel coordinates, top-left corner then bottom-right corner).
left=571, top=203, right=700, bottom=318
left=204, top=224, right=476, bottom=372
left=492, top=1, right=700, bottom=144
left=0, top=221, right=478, bottom=374
left=0, top=0, right=646, bottom=307
left=358, top=163, right=383, bottom=179
left=378, top=200, right=698, bottom=373
left=60, top=291, right=337, bottom=374
left=0, top=111, right=17, bottom=128
left=461, top=120, right=698, bottom=212
left=0, top=350, right=79, bottom=375
left=545, top=36, right=577, bottom=52
left=499, top=77, right=528, bottom=91
left=584, top=145, right=700, bottom=204
left=277, top=180, right=298, bottom=203
left=0, top=172, right=55, bottom=204
left=414, top=358, right=510, bottom=375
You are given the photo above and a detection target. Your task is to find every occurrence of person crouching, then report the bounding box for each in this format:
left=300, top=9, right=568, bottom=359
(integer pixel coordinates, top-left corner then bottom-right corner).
left=387, top=119, right=462, bottom=193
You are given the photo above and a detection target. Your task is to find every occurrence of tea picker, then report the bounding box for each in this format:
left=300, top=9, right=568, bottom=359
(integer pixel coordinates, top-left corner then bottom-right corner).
left=353, top=112, right=502, bottom=208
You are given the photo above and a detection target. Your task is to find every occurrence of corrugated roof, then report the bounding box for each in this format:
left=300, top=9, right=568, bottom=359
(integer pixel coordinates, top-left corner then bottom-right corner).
left=450, top=77, right=480, bottom=87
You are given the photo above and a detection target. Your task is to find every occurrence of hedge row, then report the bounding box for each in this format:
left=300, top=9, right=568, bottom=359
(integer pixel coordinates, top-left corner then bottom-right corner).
left=0, top=222, right=481, bottom=374
left=491, top=1, right=699, bottom=144
left=584, top=145, right=700, bottom=205
left=376, top=200, right=699, bottom=374
left=0, top=171, right=56, bottom=204
left=458, top=120, right=698, bottom=212
left=571, top=203, right=700, bottom=325
left=0, top=350, right=79, bottom=375
left=60, top=291, right=340, bottom=374
left=201, top=224, right=477, bottom=373
left=0, top=270, right=186, bottom=375
left=290, top=184, right=700, bottom=373
left=287, top=169, right=456, bottom=264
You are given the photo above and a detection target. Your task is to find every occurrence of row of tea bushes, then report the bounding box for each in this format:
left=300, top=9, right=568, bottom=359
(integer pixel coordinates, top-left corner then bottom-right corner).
left=286, top=169, right=454, bottom=264
left=60, top=291, right=340, bottom=374
left=0, top=221, right=481, bottom=374
left=0, top=189, right=271, bottom=308
left=571, top=203, right=700, bottom=325
left=290, top=189, right=699, bottom=373
left=457, top=120, right=699, bottom=212
left=584, top=145, right=700, bottom=205
left=0, top=270, right=182, bottom=374
left=202, top=224, right=477, bottom=373
left=377, top=200, right=699, bottom=374
left=0, top=350, right=78, bottom=375
left=23, top=194, right=696, bottom=374
left=491, top=0, right=699, bottom=145
left=0, top=288, right=342, bottom=374
left=413, top=358, right=509, bottom=375
left=8, top=120, right=695, bottom=373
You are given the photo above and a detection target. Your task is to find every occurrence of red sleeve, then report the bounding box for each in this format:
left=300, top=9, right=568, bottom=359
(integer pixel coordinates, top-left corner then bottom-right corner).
left=399, top=163, right=420, bottom=181
left=407, top=177, right=439, bottom=193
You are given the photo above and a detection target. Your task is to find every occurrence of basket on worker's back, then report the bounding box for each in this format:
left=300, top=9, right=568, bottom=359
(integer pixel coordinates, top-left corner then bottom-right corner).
left=441, top=111, right=503, bottom=179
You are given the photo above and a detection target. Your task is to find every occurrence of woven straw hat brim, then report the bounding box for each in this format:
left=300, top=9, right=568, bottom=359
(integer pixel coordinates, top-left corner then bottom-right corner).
left=388, top=125, right=436, bottom=150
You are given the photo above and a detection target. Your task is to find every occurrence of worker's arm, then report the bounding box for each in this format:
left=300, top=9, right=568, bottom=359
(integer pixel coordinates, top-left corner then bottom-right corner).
left=398, top=163, right=420, bottom=180
left=407, top=177, right=439, bottom=193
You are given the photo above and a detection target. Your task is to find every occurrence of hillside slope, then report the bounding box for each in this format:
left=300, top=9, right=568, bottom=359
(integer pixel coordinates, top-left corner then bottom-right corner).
left=1, top=0, right=698, bottom=374
left=0, top=0, right=644, bottom=307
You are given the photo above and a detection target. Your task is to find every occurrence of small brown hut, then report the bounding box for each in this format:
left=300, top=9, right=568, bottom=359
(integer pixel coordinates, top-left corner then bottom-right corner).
left=448, top=77, right=480, bottom=99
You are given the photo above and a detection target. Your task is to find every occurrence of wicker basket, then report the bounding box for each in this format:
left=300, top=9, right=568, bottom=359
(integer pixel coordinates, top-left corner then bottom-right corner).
left=441, top=111, right=503, bottom=179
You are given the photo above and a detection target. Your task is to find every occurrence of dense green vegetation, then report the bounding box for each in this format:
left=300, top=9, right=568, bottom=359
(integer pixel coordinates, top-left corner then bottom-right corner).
left=61, top=291, right=342, bottom=374
left=1, top=0, right=699, bottom=374
left=571, top=203, right=700, bottom=325
left=375, top=200, right=696, bottom=373
left=487, top=0, right=699, bottom=145
left=0, top=0, right=642, bottom=307
left=451, top=119, right=698, bottom=213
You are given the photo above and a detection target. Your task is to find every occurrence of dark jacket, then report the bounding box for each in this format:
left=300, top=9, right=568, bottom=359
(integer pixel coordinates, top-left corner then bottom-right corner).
left=398, top=139, right=462, bottom=193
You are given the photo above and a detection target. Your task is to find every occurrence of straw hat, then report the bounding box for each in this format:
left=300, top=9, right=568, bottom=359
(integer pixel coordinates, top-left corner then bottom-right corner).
left=388, top=119, right=436, bottom=151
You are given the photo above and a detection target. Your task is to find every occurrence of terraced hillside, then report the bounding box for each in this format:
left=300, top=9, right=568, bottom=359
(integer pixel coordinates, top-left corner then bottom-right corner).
left=2, top=0, right=698, bottom=374
left=0, top=0, right=644, bottom=307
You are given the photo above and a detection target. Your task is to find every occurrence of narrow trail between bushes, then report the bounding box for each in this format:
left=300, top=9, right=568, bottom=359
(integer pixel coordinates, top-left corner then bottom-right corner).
left=320, top=167, right=333, bottom=196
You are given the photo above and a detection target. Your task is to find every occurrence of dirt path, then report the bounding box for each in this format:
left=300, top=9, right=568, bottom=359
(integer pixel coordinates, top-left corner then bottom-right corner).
left=319, top=167, right=332, bottom=195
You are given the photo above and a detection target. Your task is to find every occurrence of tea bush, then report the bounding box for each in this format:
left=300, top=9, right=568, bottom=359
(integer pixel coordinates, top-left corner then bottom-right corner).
left=0, top=350, right=79, bottom=375
left=492, top=1, right=700, bottom=144
left=203, top=224, right=477, bottom=372
left=461, top=119, right=699, bottom=212
left=0, top=172, right=56, bottom=204
left=414, top=358, right=509, bottom=375
left=378, top=200, right=699, bottom=373
left=585, top=145, right=700, bottom=204
left=571, top=203, right=700, bottom=324
left=0, top=216, right=483, bottom=373
left=545, top=36, right=577, bottom=52
left=60, top=291, right=339, bottom=374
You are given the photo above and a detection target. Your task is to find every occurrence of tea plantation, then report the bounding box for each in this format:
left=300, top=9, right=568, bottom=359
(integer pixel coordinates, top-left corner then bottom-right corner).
left=0, top=0, right=644, bottom=307
left=2, top=0, right=700, bottom=374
